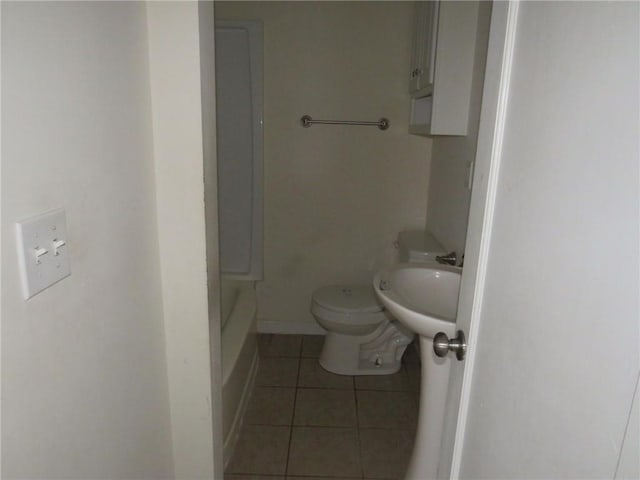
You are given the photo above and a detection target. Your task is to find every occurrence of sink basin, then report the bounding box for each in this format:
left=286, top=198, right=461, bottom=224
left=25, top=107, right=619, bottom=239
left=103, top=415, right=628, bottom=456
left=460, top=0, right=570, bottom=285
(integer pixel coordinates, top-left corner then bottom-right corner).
left=373, top=263, right=461, bottom=338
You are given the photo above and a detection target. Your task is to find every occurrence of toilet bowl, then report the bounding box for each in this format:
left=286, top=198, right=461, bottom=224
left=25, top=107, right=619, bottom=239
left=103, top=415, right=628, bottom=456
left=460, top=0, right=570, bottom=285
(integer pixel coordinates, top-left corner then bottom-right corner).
left=311, top=285, right=414, bottom=375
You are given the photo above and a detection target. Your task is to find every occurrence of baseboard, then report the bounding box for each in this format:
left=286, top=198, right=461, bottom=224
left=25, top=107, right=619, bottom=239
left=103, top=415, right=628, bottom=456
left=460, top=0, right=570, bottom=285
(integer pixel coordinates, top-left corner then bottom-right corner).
left=257, top=319, right=326, bottom=335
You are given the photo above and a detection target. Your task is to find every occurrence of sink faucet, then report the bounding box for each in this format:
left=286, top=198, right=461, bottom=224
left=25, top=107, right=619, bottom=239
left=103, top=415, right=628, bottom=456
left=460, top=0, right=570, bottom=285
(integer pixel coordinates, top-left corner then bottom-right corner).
left=436, top=251, right=457, bottom=266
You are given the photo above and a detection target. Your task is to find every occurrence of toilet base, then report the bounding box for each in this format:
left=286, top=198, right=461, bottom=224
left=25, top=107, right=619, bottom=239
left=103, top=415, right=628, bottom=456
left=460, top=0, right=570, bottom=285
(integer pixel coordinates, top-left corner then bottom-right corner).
left=319, top=321, right=414, bottom=375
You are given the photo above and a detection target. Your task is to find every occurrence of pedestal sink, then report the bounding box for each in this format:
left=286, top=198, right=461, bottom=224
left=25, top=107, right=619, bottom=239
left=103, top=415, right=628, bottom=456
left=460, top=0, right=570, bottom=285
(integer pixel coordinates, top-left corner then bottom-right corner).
left=373, top=263, right=462, bottom=480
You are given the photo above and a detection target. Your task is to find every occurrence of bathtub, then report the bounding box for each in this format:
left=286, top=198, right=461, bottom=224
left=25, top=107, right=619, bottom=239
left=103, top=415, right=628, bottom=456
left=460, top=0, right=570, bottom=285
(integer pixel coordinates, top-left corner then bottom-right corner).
left=220, top=276, right=259, bottom=467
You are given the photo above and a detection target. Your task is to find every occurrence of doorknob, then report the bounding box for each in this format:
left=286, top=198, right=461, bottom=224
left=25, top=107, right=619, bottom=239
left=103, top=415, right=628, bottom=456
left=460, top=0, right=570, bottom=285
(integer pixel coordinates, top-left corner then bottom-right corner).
left=433, top=330, right=467, bottom=361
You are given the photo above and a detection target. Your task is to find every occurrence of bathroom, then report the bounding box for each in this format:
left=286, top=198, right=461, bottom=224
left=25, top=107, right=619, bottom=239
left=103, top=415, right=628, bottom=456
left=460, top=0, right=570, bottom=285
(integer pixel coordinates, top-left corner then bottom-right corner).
left=3, top=1, right=638, bottom=479
left=216, top=1, right=492, bottom=478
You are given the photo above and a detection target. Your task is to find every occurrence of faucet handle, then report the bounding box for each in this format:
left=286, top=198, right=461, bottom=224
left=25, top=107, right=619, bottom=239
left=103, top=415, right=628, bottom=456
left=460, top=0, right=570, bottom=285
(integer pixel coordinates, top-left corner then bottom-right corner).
left=436, top=251, right=457, bottom=266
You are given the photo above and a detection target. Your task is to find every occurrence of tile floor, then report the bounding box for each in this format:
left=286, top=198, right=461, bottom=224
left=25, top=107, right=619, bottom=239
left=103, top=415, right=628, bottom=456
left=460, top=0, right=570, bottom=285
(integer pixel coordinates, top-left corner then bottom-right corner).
left=225, top=334, right=421, bottom=480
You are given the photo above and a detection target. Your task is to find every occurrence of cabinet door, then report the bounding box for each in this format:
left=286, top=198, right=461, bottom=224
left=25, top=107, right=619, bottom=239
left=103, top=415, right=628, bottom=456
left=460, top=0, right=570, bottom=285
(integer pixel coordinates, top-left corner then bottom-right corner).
left=408, top=2, right=427, bottom=93
left=418, top=1, right=439, bottom=93
left=409, top=1, right=438, bottom=96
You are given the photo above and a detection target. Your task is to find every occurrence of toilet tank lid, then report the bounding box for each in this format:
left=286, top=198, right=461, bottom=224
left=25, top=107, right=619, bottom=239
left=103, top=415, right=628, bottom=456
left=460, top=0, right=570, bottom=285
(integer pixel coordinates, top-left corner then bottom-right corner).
left=313, top=286, right=383, bottom=313
left=397, top=230, right=446, bottom=262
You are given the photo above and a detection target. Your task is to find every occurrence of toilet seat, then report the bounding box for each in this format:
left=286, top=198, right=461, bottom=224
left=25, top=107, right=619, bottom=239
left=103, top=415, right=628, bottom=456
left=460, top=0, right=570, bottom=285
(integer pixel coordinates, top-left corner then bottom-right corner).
left=312, top=303, right=388, bottom=335
left=312, top=286, right=387, bottom=333
left=312, top=286, right=383, bottom=314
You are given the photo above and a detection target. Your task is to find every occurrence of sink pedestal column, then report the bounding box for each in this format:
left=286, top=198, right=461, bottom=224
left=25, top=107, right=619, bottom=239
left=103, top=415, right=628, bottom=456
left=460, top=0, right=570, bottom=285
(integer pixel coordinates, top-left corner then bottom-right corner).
left=404, top=336, right=452, bottom=480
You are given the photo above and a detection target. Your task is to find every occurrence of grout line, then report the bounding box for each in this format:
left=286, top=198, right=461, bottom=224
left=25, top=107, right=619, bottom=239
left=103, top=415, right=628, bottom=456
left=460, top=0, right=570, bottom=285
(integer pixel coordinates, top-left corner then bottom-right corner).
left=353, top=375, right=365, bottom=479
left=283, top=424, right=361, bottom=430
left=297, top=334, right=303, bottom=358
left=291, top=385, right=354, bottom=390
left=283, top=349, right=304, bottom=478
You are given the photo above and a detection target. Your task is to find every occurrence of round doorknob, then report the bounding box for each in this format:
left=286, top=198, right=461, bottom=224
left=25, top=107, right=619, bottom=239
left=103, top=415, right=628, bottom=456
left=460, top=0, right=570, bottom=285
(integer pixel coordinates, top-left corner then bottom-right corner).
left=433, top=330, right=467, bottom=361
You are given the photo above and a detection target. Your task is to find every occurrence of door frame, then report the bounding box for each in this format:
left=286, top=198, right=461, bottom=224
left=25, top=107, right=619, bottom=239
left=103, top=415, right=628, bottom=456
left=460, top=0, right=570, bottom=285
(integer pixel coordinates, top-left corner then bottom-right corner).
left=441, top=2, right=521, bottom=477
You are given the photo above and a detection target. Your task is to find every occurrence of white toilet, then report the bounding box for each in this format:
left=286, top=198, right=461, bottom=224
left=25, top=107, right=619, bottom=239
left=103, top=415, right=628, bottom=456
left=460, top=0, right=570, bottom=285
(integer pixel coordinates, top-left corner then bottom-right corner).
left=311, top=230, right=446, bottom=376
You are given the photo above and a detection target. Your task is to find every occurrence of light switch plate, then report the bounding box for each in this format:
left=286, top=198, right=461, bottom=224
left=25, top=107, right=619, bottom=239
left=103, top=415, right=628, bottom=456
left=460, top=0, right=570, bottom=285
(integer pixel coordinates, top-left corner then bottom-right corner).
left=16, top=208, right=71, bottom=299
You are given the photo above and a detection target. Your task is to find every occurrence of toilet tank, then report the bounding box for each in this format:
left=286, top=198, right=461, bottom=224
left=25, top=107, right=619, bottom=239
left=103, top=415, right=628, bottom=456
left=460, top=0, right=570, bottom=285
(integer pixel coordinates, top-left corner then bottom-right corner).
left=397, top=230, right=446, bottom=263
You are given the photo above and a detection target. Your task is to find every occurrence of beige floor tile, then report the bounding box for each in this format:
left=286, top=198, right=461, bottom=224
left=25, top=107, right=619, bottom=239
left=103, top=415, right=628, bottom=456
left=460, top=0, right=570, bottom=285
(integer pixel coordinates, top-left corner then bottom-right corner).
left=246, top=387, right=295, bottom=425
left=301, top=335, right=325, bottom=358
left=356, top=391, right=418, bottom=429
left=258, top=334, right=303, bottom=358
left=355, top=368, right=412, bottom=392
left=294, top=388, right=357, bottom=427
left=298, top=358, right=354, bottom=389
left=226, top=425, right=290, bottom=475
left=359, top=428, right=414, bottom=479
left=287, top=427, right=361, bottom=478
left=256, top=357, right=300, bottom=387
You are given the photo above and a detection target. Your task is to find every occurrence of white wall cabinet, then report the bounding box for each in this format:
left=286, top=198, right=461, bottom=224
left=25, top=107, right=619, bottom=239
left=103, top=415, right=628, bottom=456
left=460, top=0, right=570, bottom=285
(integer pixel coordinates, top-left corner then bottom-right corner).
left=408, top=1, right=479, bottom=136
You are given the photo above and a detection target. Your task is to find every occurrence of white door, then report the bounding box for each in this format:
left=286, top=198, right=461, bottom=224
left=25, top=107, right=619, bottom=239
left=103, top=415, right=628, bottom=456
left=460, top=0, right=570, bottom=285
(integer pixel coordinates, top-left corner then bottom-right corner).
left=439, top=2, right=639, bottom=478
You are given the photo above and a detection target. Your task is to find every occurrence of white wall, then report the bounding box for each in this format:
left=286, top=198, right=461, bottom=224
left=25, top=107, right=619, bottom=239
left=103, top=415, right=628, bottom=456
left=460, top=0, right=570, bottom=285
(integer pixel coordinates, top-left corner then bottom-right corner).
left=215, top=1, right=432, bottom=331
left=1, top=3, right=174, bottom=478
left=426, top=2, right=492, bottom=255
left=147, top=2, right=217, bottom=478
